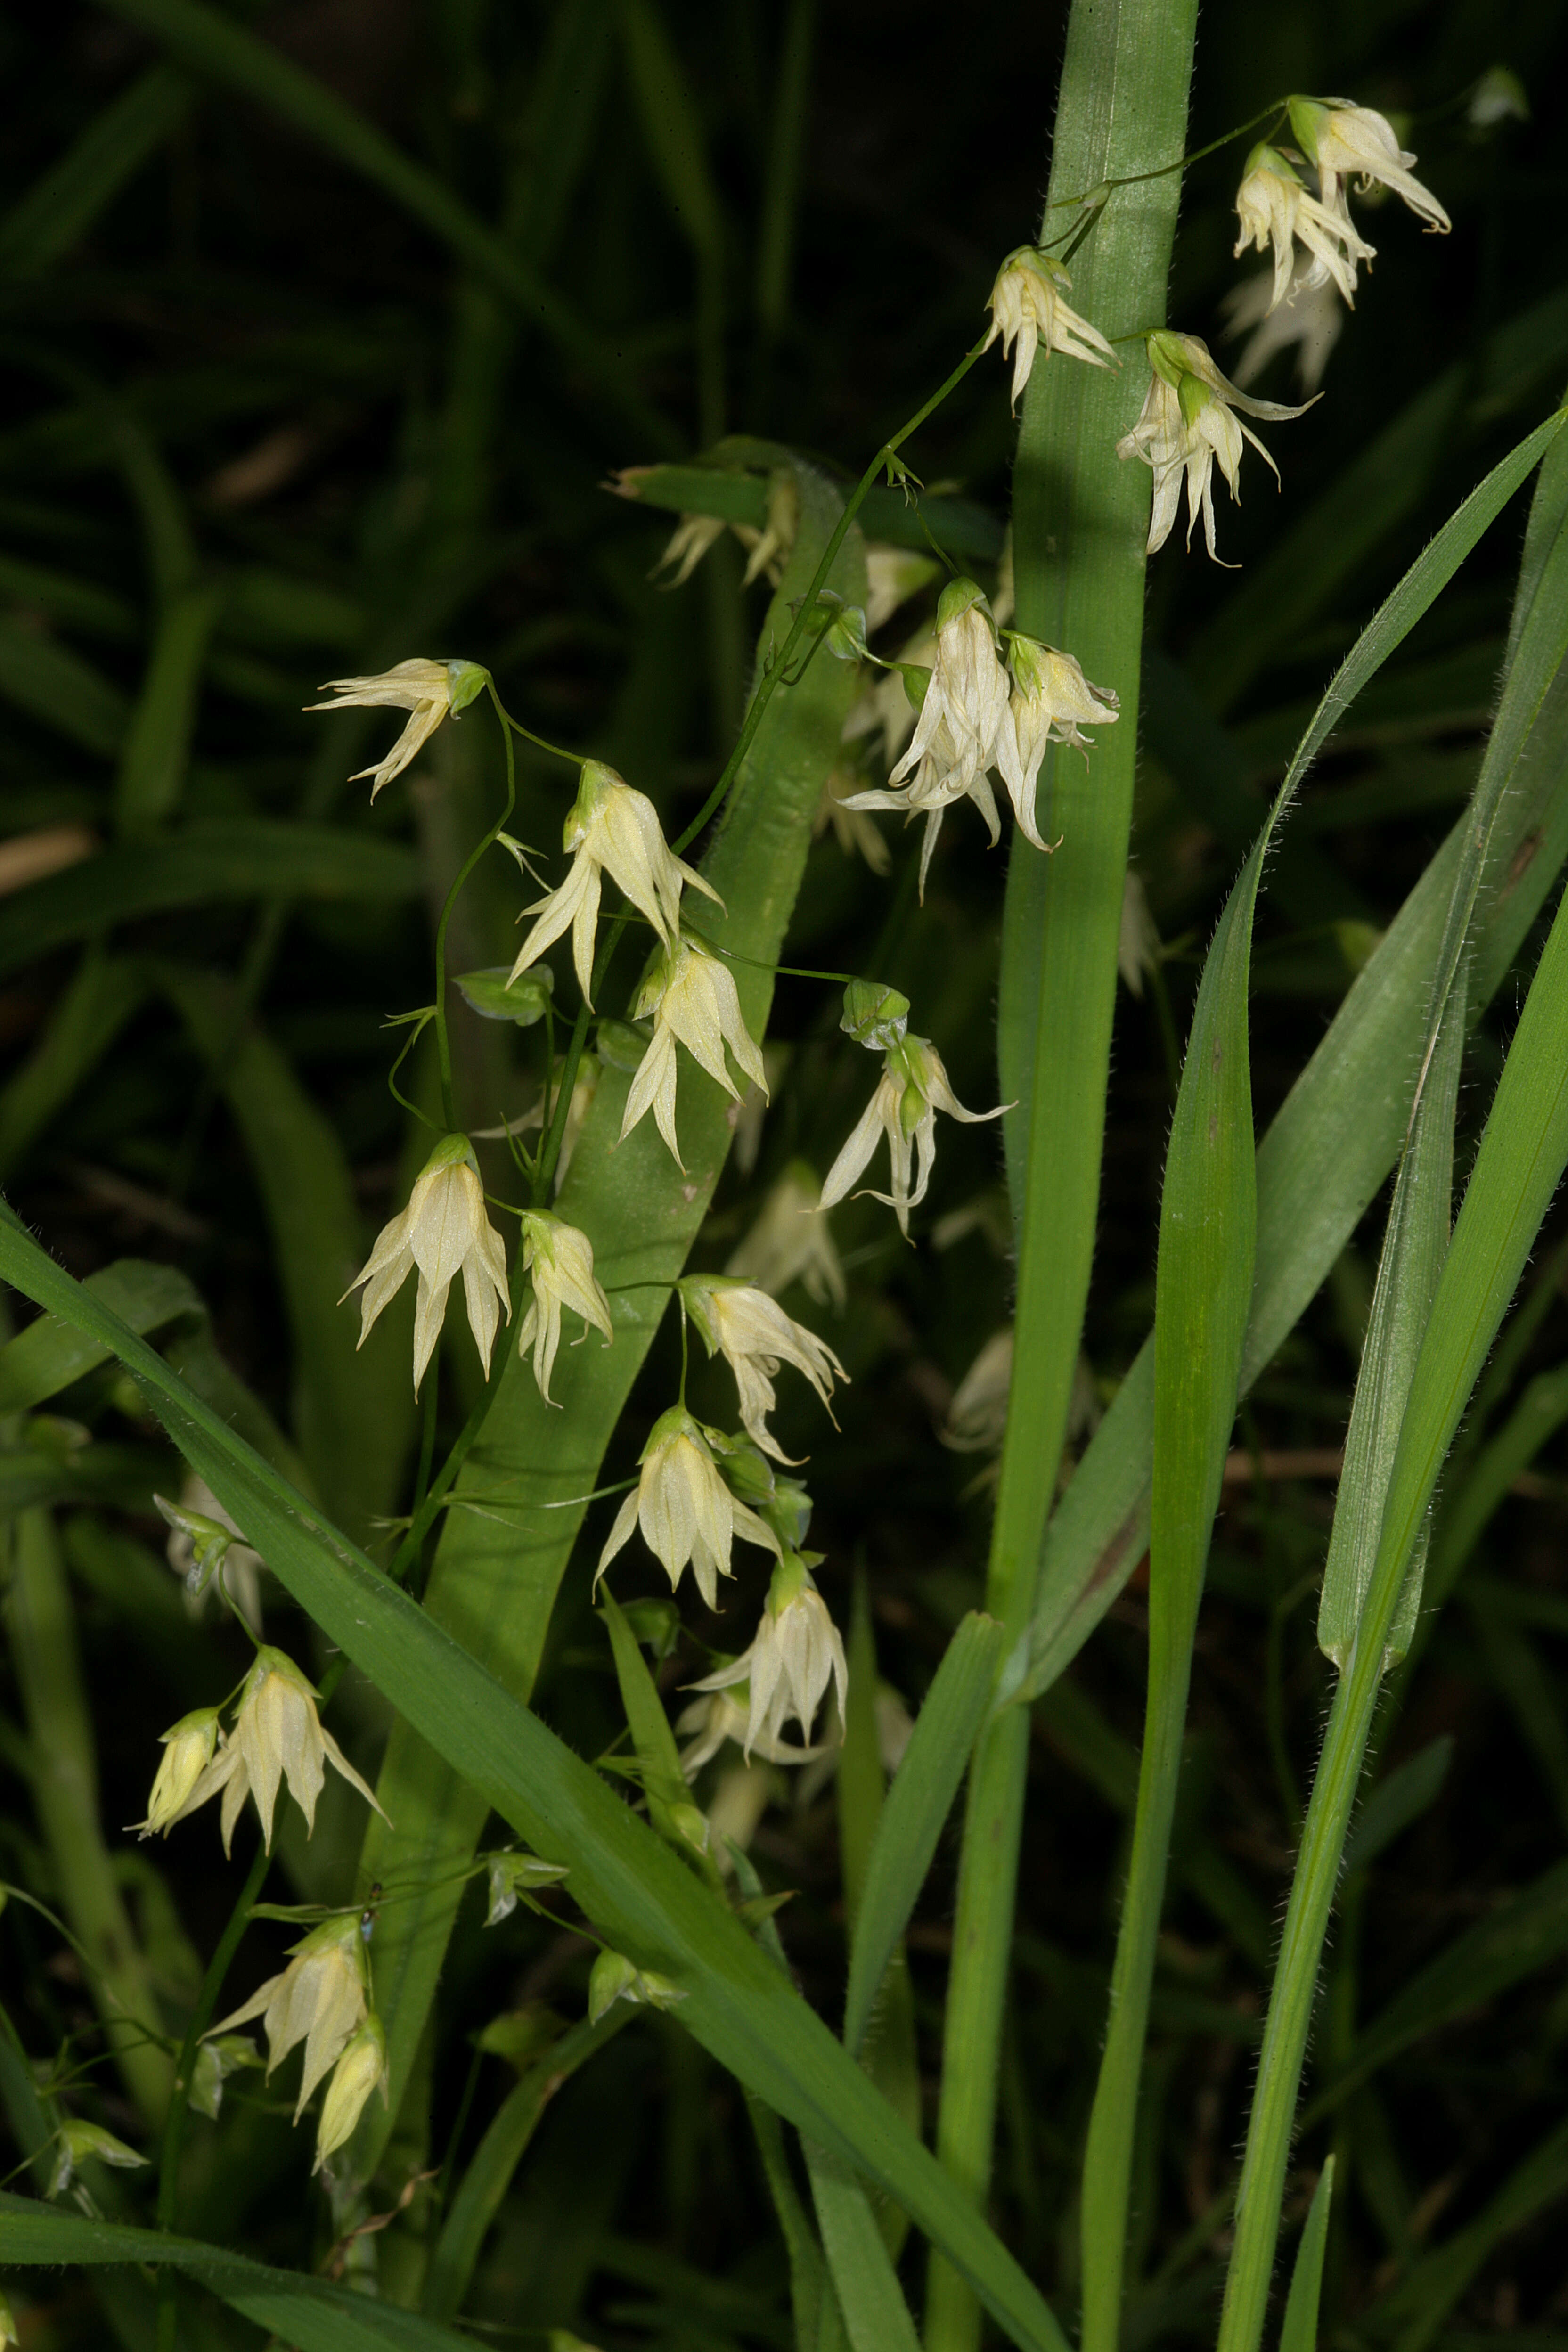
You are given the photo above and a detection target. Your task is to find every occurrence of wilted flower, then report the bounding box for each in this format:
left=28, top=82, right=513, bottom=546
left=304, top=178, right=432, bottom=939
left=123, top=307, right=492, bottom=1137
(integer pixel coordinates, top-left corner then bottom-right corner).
left=675, top=1684, right=826, bottom=1779
left=619, top=938, right=768, bottom=1171
left=314, top=2015, right=388, bottom=2172
left=820, top=1034, right=1006, bottom=1239
left=596, top=1404, right=779, bottom=1609
left=863, top=545, right=941, bottom=633
left=1223, top=263, right=1345, bottom=396
left=942, top=1327, right=1014, bottom=1453
left=176, top=1647, right=386, bottom=1854
left=588, top=1950, right=687, bottom=2025
left=210, top=1913, right=368, bottom=2119
left=1117, top=330, right=1316, bottom=563
left=1288, top=97, right=1451, bottom=233
left=1233, top=142, right=1374, bottom=310
left=983, top=247, right=1115, bottom=406
left=679, top=1275, right=847, bottom=1462
left=725, top=1162, right=846, bottom=1309
left=996, top=637, right=1119, bottom=848
left=688, top=1554, right=849, bottom=1759
left=733, top=471, right=800, bottom=588
left=0, top=2288, right=16, bottom=2345
left=128, top=1706, right=220, bottom=1838
left=49, top=2119, right=147, bottom=2202
left=653, top=512, right=726, bottom=587
left=509, top=761, right=719, bottom=1008
left=516, top=1212, right=613, bottom=1404
left=346, top=1132, right=510, bottom=1394
left=484, top=1848, right=570, bottom=1927
left=307, top=657, right=490, bottom=800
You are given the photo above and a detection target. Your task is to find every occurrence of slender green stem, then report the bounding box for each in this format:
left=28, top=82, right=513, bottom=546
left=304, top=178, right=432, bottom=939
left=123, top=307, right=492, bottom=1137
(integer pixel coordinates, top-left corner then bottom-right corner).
left=1043, top=97, right=1287, bottom=224
left=154, top=1835, right=271, bottom=2352
left=924, top=7, right=1199, bottom=2347
left=433, top=683, right=519, bottom=1129
left=389, top=1382, right=502, bottom=1586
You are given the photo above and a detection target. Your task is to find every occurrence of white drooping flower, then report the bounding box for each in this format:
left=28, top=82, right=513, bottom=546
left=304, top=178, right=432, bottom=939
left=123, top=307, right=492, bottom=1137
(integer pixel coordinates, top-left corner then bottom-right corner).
left=675, top=1685, right=828, bottom=1777
left=346, top=1132, right=510, bottom=1395
left=1288, top=97, right=1451, bottom=234
left=996, top=636, right=1119, bottom=849
left=515, top=1211, right=613, bottom=1404
left=687, top=1554, right=849, bottom=1759
left=314, top=2015, right=389, bottom=2172
left=619, top=938, right=768, bottom=1171
left=1116, top=331, right=1317, bottom=563
left=983, top=247, right=1116, bottom=406
left=596, top=1405, right=779, bottom=1609
left=942, top=1327, right=1014, bottom=1454
left=159, top=1476, right=264, bottom=1633
left=129, top=1706, right=220, bottom=1838
left=307, top=657, right=490, bottom=800
left=508, top=761, right=720, bottom=1008
left=1223, top=262, right=1345, bottom=396
left=210, top=1913, right=368, bottom=2120
left=679, top=1274, right=848, bottom=1462
left=725, top=1162, right=846, bottom=1309
left=821, top=1033, right=1006, bottom=1240
left=653, top=512, right=727, bottom=587
left=172, top=1646, right=387, bottom=1854
left=842, top=579, right=1011, bottom=895
left=1233, top=142, right=1374, bottom=311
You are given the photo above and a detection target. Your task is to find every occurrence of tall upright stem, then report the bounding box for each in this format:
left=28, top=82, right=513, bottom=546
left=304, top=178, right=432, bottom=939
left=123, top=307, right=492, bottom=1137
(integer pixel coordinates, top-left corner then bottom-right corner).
left=924, top=8, right=1198, bottom=2346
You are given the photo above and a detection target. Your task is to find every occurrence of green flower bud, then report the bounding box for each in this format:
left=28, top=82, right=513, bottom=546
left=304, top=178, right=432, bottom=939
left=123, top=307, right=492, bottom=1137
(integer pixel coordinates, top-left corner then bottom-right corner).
left=444, top=658, right=491, bottom=715
left=454, top=964, right=554, bottom=1027
left=841, top=977, right=911, bottom=1050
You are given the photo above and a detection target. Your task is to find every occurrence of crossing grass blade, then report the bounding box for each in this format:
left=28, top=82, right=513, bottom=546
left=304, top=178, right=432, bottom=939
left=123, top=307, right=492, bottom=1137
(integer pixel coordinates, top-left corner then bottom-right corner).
left=0, top=2194, right=477, bottom=2351
left=0, top=1209, right=1071, bottom=2352
left=1279, top=2158, right=1334, bottom=2352
left=804, top=2140, right=923, bottom=2352
left=0, top=954, right=149, bottom=1186
left=0, top=65, right=192, bottom=277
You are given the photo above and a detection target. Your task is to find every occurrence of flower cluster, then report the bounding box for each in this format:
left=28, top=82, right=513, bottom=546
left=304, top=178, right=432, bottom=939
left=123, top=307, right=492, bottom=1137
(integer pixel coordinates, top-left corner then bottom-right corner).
left=209, top=1913, right=388, bottom=2172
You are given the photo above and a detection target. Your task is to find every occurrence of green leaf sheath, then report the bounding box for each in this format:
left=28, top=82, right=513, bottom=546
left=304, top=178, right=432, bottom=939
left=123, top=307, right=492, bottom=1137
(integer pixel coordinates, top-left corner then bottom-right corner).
left=0, top=1218, right=1068, bottom=2352
left=1219, top=845, right=1568, bottom=2352
left=928, top=7, right=1198, bottom=2345
left=1015, top=405, right=1568, bottom=1707
left=349, top=468, right=865, bottom=2179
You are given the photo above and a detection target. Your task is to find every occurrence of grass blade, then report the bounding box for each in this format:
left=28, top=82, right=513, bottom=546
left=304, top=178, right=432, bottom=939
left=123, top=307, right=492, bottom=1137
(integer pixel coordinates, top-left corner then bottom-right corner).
left=1279, top=2158, right=1334, bottom=2352
left=0, top=65, right=192, bottom=277
left=804, top=2140, right=923, bottom=2352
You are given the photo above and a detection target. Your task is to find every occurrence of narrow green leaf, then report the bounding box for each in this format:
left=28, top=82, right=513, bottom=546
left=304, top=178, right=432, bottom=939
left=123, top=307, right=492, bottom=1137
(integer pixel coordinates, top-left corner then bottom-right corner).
left=422, top=2013, right=626, bottom=2323
left=0, top=953, right=148, bottom=1185
left=0, top=820, right=419, bottom=979
left=842, top=1613, right=1004, bottom=2060
left=114, top=580, right=222, bottom=837
left=0, top=1258, right=200, bottom=1411
left=599, top=1586, right=719, bottom=1870
left=0, top=2193, right=475, bottom=2349
left=95, top=0, right=671, bottom=447
left=1372, top=2120, right=1568, bottom=2352
left=804, top=2140, right=923, bottom=2352
left=0, top=66, right=192, bottom=277
left=0, top=1213, right=1068, bottom=2352
left=0, top=615, right=128, bottom=753
left=621, top=0, right=723, bottom=261
left=1279, top=2158, right=1333, bottom=2352
left=1429, top=1357, right=1568, bottom=1603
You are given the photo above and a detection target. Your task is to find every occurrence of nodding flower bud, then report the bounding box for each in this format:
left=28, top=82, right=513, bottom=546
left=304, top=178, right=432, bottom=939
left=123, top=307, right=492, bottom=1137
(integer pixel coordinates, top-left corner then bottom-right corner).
left=587, top=1950, right=687, bottom=2025
left=840, top=978, right=910, bottom=1051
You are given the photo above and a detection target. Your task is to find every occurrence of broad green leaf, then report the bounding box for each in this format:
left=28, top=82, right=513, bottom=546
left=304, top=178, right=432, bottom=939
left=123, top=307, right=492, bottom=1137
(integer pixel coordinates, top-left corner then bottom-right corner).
left=350, top=461, right=865, bottom=2183
left=0, top=820, right=419, bottom=979
left=114, top=580, right=222, bottom=836
left=1221, top=820, right=1568, bottom=2352
left=95, top=0, right=670, bottom=448
left=422, top=2012, right=627, bottom=2322
left=0, top=66, right=192, bottom=277
left=1017, top=400, right=1568, bottom=1708
left=161, top=969, right=414, bottom=1542
left=0, top=2193, right=475, bottom=2349
left=1279, top=2158, right=1333, bottom=2352
left=0, top=1443, right=165, bottom=1521
left=804, top=2140, right=923, bottom=2352
left=842, top=1612, right=1004, bottom=2060
left=0, top=1214, right=1070, bottom=2352
left=0, top=952, right=148, bottom=1185
left=0, top=1259, right=200, bottom=1411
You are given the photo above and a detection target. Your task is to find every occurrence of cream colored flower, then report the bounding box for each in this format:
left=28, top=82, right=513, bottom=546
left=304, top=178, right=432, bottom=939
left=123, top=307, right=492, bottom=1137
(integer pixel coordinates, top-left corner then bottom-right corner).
left=734, top=472, right=800, bottom=588
left=942, top=1327, right=1013, bottom=1453
left=996, top=636, right=1119, bottom=849
left=1116, top=331, right=1316, bottom=563
left=517, top=1211, right=612, bottom=1404
left=679, top=1275, right=847, bottom=1462
left=210, top=1913, right=368, bottom=2120
left=0, top=2288, right=17, bottom=2344
left=653, top=512, right=726, bottom=587
left=508, top=761, right=720, bottom=1008
left=1289, top=97, right=1450, bottom=232
left=619, top=938, right=768, bottom=1171
left=863, top=546, right=941, bottom=634
left=1223, top=262, right=1344, bottom=396
left=983, top=247, right=1115, bottom=406
left=675, top=1686, right=825, bottom=1778
left=1233, top=142, right=1374, bottom=310
left=128, top=1706, right=220, bottom=1838
left=159, top=1476, right=263, bottom=1633
left=725, top=1162, right=846, bottom=1309
left=314, top=2015, right=388, bottom=2172
left=346, top=1132, right=509, bottom=1395
left=596, top=1405, right=779, bottom=1609
left=176, top=1647, right=387, bottom=1854
left=821, top=1034, right=1006, bottom=1239
left=307, top=656, right=489, bottom=800
left=688, top=1555, right=848, bottom=1759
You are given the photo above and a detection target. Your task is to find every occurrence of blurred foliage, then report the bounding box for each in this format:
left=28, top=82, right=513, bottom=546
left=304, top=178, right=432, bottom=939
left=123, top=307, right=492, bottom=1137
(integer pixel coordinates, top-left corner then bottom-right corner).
left=2, top=0, right=1568, bottom=2345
